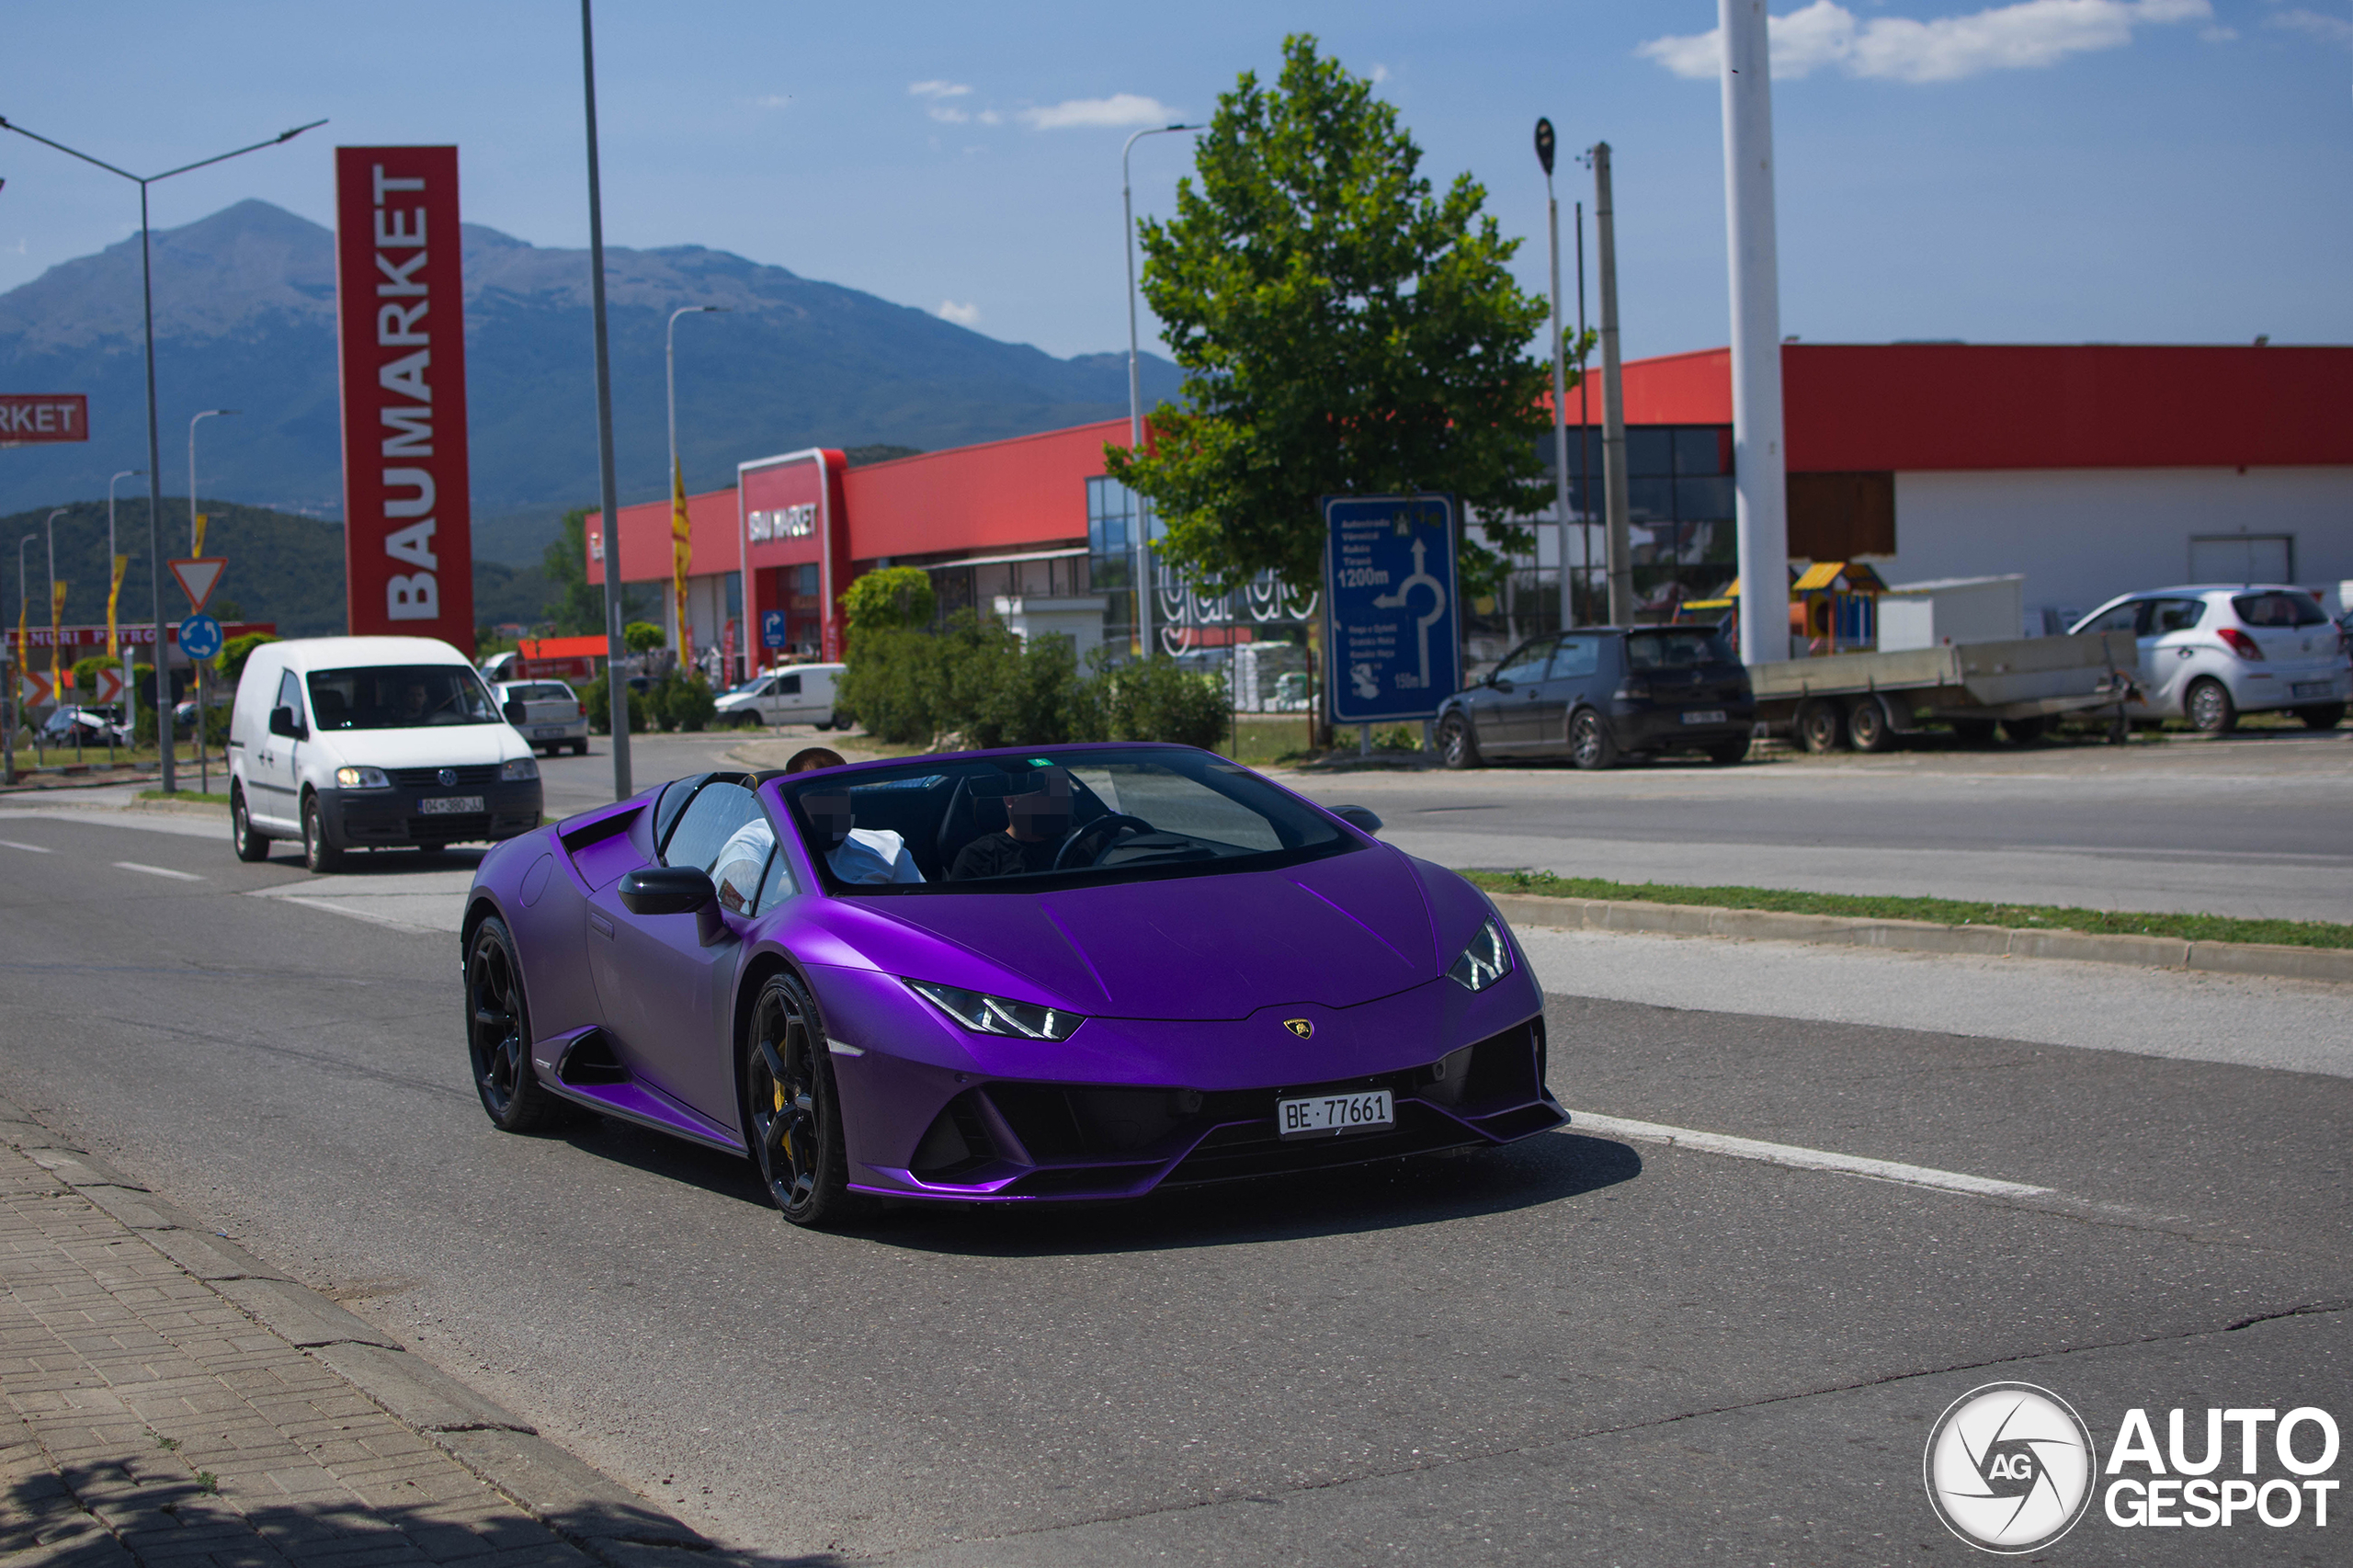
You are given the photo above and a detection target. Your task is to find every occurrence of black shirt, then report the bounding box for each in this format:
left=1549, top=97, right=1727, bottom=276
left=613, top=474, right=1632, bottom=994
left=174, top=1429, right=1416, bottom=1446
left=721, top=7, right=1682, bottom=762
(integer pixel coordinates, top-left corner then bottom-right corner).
left=949, top=831, right=1059, bottom=881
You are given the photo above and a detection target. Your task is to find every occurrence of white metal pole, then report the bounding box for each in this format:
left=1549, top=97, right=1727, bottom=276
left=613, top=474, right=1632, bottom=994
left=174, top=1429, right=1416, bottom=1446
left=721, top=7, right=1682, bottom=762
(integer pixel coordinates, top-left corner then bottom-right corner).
left=1123, top=122, right=1201, bottom=660
left=1545, top=175, right=1572, bottom=634
left=1721, top=0, right=1790, bottom=666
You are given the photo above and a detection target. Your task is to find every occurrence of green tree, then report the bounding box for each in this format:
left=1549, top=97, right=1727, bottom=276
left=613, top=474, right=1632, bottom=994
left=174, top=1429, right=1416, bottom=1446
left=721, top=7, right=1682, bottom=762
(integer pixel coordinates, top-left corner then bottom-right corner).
left=843, top=566, right=937, bottom=636
left=622, top=620, right=665, bottom=655
left=541, top=508, right=606, bottom=635
left=212, top=632, right=280, bottom=687
left=1106, top=35, right=1555, bottom=597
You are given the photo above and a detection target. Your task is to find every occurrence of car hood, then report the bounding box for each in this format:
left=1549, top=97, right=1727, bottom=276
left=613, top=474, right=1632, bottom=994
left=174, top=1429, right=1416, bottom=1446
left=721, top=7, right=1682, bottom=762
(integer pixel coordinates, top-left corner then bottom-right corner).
left=821, top=844, right=1444, bottom=1020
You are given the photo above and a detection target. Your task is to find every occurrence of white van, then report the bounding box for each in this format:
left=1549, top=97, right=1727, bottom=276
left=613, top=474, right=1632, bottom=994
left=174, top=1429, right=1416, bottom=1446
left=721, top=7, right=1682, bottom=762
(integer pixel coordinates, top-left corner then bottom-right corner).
left=713, top=663, right=845, bottom=728
left=227, top=635, right=544, bottom=873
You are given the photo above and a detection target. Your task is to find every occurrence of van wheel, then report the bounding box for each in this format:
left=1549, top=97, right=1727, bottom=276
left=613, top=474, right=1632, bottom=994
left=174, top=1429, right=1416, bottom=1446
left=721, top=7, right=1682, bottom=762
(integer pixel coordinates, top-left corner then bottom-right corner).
left=230, top=786, right=270, bottom=862
left=301, top=792, right=343, bottom=874
left=1705, top=736, right=1751, bottom=766
left=813, top=719, right=835, bottom=733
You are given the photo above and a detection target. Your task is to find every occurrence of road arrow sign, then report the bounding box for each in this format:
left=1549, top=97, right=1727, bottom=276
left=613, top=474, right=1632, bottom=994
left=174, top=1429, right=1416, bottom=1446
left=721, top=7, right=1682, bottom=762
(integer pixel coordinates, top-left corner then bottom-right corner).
left=169, top=557, right=226, bottom=614
left=19, top=670, right=55, bottom=708
left=178, top=614, right=222, bottom=661
left=90, top=666, right=124, bottom=704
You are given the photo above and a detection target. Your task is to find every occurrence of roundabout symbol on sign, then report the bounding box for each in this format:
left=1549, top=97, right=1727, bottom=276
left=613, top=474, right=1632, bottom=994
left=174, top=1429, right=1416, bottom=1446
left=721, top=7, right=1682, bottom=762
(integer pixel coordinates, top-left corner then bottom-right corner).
left=178, top=614, right=222, bottom=661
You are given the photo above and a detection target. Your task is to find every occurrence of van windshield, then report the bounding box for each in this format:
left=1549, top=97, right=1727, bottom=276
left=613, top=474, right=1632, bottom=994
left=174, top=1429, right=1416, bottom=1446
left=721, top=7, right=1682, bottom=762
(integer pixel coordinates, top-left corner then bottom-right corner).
left=308, top=665, right=499, bottom=731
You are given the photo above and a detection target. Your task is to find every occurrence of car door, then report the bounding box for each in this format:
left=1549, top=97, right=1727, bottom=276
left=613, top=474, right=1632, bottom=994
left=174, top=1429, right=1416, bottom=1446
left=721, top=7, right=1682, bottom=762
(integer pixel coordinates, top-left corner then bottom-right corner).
left=2135, top=597, right=2210, bottom=713
left=248, top=666, right=308, bottom=830
left=1477, top=638, right=1559, bottom=754
left=585, top=777, right=767, bottom=1126
left=1526, top=635, right=1603, bottom=755
left=2075, top=600, right=2155, bottom=714
left=768, top=671, right=807, bottom=722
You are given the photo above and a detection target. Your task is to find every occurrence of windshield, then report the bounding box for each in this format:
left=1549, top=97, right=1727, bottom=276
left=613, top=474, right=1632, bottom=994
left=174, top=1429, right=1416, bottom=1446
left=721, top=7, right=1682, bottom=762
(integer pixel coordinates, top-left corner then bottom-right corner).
left=1627, top=629, right=1733, bottom=670
left=779, top=747, right=1352, bottom=895
left=307, top=665, right=499, bottom=731
left=504, top=682, right=574, bottom=701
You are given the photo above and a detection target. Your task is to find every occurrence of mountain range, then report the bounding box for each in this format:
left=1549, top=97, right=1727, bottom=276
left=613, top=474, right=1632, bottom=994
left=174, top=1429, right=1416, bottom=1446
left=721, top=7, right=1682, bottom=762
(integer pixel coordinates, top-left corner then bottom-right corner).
left=0, top=199, right=1181, bottom=562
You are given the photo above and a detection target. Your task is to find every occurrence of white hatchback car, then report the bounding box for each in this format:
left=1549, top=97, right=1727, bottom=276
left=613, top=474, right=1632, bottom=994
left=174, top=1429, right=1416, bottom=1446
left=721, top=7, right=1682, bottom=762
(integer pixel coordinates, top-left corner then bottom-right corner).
left=2070, top=585, right=2349, bottom=733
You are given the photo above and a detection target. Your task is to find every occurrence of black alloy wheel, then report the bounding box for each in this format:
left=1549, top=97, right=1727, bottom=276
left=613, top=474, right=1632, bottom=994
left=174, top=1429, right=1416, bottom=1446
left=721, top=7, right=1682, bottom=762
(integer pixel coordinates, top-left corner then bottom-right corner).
left=1795, top=699, right=1846, bottom=755
left=301, top=792, right=343, bottom=873
left=2296, top=702, right=2346, bottom=731
left=230, top=786, right=270, bottom=862
left=1438, top=713, right=1481, bottom=770
left=465, top=916, right=568, bottom=1132
left=1569, top=710, right=1617, bottom=771
left=2185, top=677, right=2236, bottom=734
left=1845, top=697, right=1894, bottom=754
left=744, top=971, right=865, bottom=1228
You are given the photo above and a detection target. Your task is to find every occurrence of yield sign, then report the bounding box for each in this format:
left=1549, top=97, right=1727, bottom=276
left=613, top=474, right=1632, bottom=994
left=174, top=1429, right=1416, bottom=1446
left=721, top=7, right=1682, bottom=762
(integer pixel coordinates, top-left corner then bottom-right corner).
left=18, top=670, right=55, bottom=708
left=169, top=557, right=226, bottom=613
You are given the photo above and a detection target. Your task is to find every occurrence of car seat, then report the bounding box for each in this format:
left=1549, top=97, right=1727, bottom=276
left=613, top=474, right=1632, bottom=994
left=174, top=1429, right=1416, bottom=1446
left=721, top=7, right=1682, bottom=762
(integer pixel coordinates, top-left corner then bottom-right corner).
left=934, top=774, right=1015, bottom=874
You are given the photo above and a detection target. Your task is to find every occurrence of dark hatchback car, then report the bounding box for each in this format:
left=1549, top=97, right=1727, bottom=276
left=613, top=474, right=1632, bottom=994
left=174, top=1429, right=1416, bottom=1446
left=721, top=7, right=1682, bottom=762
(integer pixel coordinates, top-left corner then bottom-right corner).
left=1438, top=626, right=1756, bottom=770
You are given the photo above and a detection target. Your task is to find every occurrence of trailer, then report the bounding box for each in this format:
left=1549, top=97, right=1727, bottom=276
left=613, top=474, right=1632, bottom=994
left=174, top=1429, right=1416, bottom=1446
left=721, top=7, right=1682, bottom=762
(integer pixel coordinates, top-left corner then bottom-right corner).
left=1750, top=631, right=2138, bottom=752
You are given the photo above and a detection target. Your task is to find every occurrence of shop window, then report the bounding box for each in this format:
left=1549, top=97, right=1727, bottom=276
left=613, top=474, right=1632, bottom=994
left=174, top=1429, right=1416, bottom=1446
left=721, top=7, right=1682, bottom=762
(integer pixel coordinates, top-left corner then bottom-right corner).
left=1626, top=427, right=1675, bottom=475
left=1674, top=427, right=1730, bottom=475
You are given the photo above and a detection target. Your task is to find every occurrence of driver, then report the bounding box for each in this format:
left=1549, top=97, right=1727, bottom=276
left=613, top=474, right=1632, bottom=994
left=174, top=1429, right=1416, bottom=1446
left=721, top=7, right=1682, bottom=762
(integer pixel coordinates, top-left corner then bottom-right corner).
left=803, top=790, right=923, bottom=885
left=949, top=769, right=1074, bottom=881
left=392, top=676, right=432, bottom=724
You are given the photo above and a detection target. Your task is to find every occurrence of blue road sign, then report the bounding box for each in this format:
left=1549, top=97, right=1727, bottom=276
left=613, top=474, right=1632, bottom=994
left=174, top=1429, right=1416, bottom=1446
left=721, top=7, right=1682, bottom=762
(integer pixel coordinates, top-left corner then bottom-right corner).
left=178, top=613, right=222, bottom=661
left=1322, top=494, right=1460, bottom=725
left=760, top=609, right=788, bottom=650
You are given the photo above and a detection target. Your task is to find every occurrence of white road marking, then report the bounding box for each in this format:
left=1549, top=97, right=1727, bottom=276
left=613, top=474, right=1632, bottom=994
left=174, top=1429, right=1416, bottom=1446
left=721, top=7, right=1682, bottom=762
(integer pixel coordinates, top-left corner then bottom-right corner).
left=1566, top=1111, right=2056, bottom=1201
left=111, top=860, right=204, bottom=881
left=0, top=839, right=54, bottom=853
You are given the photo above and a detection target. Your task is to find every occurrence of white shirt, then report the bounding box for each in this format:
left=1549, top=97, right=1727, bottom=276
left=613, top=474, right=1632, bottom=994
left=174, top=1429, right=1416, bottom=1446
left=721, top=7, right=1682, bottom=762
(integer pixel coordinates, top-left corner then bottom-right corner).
left=828, top=826, right=923, bottom=885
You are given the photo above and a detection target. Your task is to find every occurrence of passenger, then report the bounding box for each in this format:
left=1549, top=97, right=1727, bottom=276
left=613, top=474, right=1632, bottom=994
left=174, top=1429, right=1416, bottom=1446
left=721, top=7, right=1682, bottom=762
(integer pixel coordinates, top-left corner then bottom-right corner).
left=949, top=770, right=1073, bottom=881
left=784, top=745, right=847, bottom=773
left=803, top=790, right=922, bottom=884
left=710, top=816, right=777, bottom=913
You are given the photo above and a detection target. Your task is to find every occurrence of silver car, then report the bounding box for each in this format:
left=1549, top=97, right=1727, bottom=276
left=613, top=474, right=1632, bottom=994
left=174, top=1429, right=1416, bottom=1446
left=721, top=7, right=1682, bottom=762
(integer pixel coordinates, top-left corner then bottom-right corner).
left=2070, top=585, right=2349, bottom=733
left=494, top=679, right=589, bottom=756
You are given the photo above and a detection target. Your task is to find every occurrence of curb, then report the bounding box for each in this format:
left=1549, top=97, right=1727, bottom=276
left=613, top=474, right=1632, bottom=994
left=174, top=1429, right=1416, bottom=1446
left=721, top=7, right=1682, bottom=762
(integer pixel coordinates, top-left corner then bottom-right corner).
left=0, top=1096, right=710, bottom=1562
left=1485, top=892, right=2353, bottom=985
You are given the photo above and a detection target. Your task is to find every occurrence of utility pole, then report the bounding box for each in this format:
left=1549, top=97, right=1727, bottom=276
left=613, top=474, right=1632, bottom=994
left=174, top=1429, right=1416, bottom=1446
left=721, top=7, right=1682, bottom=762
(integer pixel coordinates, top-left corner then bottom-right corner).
left=1720, top=0, right=1790, bottom=666
left=1122, top=122, right=1202, bottom=659
left=580, top=0, right=631, bottom=800
left=1535, top=119, right=1572, bottom=637
left=1592, top=142, right=1633, bottom=626
left=1575, top=200, right=1592, bottom=626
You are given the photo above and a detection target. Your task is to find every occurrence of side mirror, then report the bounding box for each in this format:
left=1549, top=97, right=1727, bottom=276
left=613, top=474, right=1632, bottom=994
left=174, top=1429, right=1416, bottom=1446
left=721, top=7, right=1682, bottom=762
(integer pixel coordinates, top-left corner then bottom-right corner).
left=1330, top=804, right=1382, bottom=835
left=502, top=699, right=528, bottom=725
left=268, top=705, right=306, bottom=740
left=618, top=866, right=726, bottom=945
left=1488, top=676, right=1512, bottom=693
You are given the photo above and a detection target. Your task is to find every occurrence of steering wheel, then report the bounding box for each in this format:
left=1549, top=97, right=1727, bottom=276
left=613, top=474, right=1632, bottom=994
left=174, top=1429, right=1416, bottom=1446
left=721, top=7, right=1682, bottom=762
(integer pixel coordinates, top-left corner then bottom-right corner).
left=1051, top=813, right=1154, bottom=871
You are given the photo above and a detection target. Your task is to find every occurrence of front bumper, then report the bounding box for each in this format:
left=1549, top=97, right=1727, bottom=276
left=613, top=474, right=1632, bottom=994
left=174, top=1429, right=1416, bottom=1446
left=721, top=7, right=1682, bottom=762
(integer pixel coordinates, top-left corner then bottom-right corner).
left=320, top=779, right=544, bottom=848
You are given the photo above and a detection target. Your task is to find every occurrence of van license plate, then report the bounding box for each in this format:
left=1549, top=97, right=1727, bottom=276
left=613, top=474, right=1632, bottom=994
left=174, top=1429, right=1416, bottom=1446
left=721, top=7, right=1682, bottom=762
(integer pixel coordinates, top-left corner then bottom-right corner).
left=1277, top=1089, right=1393, bottom=1140
left=418, top=795, right=483, bottom=815
left=2292, top=682, right=2331, bottom=699
left=1680, top=709, right=1727, bottom=725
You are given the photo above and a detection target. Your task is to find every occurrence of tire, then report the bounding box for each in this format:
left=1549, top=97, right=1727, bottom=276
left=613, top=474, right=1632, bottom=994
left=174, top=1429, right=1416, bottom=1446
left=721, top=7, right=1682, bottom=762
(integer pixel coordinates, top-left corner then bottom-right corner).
left=1845, top=697, right=1895, bottom=754
left=1949, top=718, right=1998, bottom=747
left=742, top=970, right=868, bottom=1229
left=230, top=786, right=270, bottom=862
left=1568, top=710, right=1618, bottom=771
left=1438, top=713, right=1482, bottom=770
left=464, top=916, right=572, bottom=1132
left=301, top=792, right=343, bottom=873
left=813, top=718, right=835, bottom=733
left=2001, top=715, right=2048, bottom=744
left=2185, top=677, right=2236, bottom=734
left=1705, top=735, right=1751, bottom=766
left=2295, top=703, right=2345, bottom=731
left=1795, top=699, right=1846, bottom=755
left=572, top=739, right=589, bottom=756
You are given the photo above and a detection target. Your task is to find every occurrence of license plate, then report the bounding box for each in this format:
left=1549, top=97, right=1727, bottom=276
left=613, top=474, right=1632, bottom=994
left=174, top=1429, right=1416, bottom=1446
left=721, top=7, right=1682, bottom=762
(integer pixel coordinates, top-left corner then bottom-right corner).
left=2292, top=682, right=2332, bottom=699
left=418, top=794, right=484, bottom=815
left=1680, top=709, right=1727, bottom=725
left=534, top=725, right=566, bottom=737
left=1277, top=1089, right=1393, bottom=1140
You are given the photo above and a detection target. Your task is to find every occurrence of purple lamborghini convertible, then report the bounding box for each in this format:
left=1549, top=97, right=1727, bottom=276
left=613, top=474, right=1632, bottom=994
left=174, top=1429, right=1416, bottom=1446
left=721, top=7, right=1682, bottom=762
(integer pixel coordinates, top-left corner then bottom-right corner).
left=460, top=744, right=1564, bottom=1227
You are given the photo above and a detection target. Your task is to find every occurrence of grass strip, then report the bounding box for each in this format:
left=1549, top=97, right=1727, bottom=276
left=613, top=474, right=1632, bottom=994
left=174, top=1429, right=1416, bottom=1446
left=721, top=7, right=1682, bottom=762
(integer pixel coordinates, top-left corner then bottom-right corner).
left=136, top=789, right=230, bottom=806
left=1459, top=869, right=2353, bottom=952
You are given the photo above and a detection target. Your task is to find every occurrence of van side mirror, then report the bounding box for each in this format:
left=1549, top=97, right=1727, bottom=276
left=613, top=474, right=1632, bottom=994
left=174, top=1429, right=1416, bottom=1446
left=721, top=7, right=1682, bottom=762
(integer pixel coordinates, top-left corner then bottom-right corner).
left=502, top=699, right=528, bottom=725
left=268, top=705, right=306, bottom=740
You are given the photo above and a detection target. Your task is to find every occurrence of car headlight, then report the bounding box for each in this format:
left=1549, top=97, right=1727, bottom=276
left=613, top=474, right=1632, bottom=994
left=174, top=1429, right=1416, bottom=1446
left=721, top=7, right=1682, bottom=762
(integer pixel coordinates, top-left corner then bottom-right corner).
left=1446, top=917, right=1512, bottom=993
left=335, top=766, right=390, bottom=789
left=906, top=979, right=1084, bottom=1041
left=500, top=756, right=540, bottom=782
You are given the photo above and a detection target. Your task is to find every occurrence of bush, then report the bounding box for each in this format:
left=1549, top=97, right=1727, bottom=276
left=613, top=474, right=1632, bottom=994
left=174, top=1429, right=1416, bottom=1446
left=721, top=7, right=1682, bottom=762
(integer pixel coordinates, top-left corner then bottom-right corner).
left=69, top=654, right=114, bottom=698
left=1102, top=656, right=1230, bottom=750
left=213, top=632, right=280, bottom=687
left=844, top=566, right=937, bottom=633
left=581, top=673, right=649, bottom=736
left=654, top=674, right=716, bottom=733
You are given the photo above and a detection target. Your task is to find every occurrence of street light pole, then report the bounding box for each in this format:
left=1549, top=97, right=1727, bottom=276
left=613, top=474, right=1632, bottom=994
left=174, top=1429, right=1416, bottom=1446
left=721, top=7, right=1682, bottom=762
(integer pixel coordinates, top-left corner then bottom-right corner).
left=1123, top=121, right=1202, bottom=660
left=580, top=0, right=631, bottom=801
left=1535, top=120, right=1572, bottom=634
left=13, top=534, right=34, bottom=776
left=188, top=410, right=235, bottom=553
left=0, top=113, right=324, bottom=793
left=666, top=304, right=725, bottom=675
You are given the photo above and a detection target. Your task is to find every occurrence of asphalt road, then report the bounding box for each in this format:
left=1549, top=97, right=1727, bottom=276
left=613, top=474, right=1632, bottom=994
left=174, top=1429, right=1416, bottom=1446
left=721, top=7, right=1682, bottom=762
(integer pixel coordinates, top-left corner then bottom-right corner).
left=0, top=801, right=2345, bottom=1564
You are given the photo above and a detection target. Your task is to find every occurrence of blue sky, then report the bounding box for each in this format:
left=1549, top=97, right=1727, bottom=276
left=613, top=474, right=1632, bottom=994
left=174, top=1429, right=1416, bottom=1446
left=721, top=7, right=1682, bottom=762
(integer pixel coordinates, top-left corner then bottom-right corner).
left=4, top=1, right=2347, bottom=361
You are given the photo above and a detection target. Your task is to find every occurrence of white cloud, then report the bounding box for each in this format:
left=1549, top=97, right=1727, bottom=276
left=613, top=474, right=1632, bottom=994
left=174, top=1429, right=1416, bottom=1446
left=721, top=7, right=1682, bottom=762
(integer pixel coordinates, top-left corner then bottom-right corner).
left=2268, top=7, right=2353, bottom=47
left=754, top=94, right=791, bottom=109
left=938, top=300, right=982, bottom=327
left=927, top=106, right=969, bottom=123
left=1367, top=63, right=1392, bottom=84
left=909, top=81, right=972, bottom=98
left=1017, top=93, right=1177, bottom=131
left=1639, top=0, right=2212, bottom=84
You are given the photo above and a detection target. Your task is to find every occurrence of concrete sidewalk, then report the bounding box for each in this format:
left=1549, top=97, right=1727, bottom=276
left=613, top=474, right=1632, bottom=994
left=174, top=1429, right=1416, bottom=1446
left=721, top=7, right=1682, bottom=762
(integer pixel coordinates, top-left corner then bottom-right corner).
left=0, top=1098, right=733, bottom=1568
